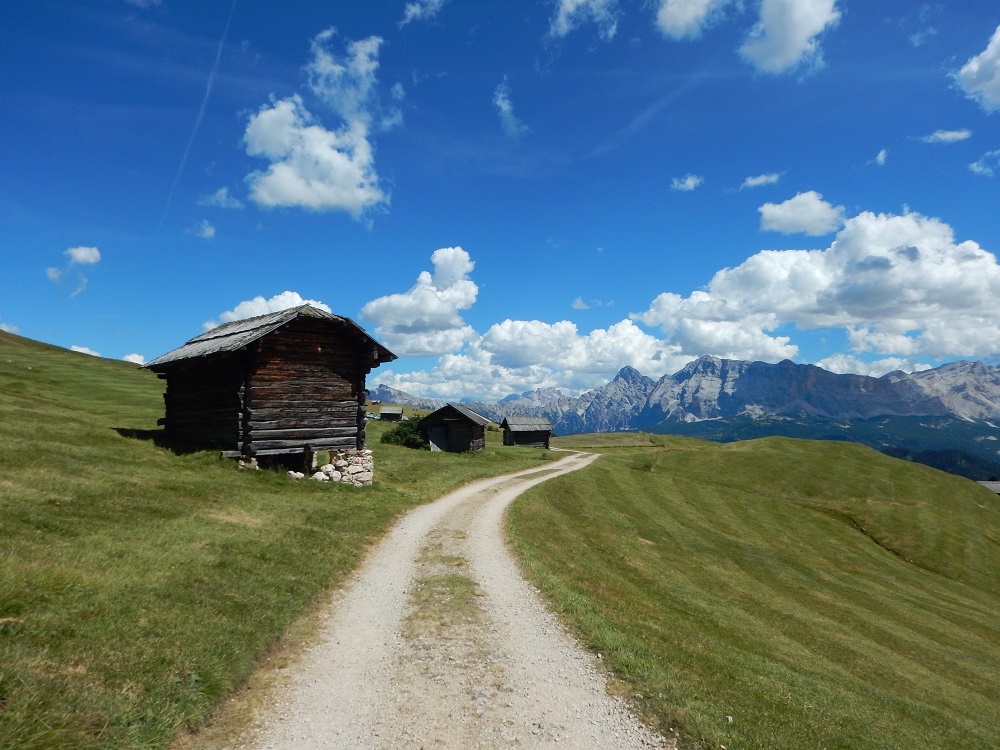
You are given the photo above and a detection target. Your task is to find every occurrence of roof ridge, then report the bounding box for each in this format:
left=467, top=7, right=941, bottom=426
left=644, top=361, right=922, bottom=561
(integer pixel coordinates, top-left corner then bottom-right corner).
left=145, top=305, right=395, bottom=369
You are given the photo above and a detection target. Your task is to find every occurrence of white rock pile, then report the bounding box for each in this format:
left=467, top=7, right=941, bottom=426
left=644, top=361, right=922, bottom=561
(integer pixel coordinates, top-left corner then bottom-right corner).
left=287, top=448, right=375, bottom=487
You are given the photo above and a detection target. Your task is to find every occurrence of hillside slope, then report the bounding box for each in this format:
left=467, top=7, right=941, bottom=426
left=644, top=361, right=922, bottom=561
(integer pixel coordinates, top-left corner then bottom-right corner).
left=510, top=434, right=1000, bottom=750
left=0, top=331, right=551, bottom=750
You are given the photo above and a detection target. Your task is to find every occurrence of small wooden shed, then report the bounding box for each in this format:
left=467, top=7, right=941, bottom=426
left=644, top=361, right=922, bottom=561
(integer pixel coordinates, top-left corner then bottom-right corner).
left=501, top=416, right=553, bottom=449
left=379, top=405, right=403, bottom=422
left=145, top=305, right=395, bottom=461
left=419, top=404, right=492, bottom=453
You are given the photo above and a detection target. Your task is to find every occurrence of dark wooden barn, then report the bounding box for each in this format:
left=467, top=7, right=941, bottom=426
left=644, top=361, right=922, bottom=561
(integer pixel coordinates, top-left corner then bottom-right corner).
left=419, top=404, right=492, bottom=453
left=378, top=405, right=403, bottom=421
left=144, top=305, right=395, bottom=462
left=500, top=416, right=553, bottom=449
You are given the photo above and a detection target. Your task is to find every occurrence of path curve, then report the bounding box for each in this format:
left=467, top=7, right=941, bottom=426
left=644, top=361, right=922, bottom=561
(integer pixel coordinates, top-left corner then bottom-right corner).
left=229, top=452, right=668, bottom=750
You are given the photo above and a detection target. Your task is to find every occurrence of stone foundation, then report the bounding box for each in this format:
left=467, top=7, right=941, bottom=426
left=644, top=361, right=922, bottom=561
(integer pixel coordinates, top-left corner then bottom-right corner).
left=240, top=449, right=375, bottom=487
left=303, top=449, right=375, bottom=486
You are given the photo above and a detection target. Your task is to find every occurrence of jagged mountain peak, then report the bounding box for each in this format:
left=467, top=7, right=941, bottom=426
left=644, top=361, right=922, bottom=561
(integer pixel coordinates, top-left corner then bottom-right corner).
left=904, top=360, right=1000, bottom=420
left=372, top=357, right=1000, bottom=436
left=679, top=354, right=722, bottom=371
left=922, top=360, right=992, bottom=376
left=367, top=384, right=446, bottom=411
left=612, top=365, right=653, bottom=385
left=498, top=387, right=566, bottom=406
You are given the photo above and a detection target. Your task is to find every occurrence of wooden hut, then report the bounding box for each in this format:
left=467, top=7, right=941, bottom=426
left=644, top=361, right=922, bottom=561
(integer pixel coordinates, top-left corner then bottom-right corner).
left=419, top=404, right=492, bottom=453
left=379, top=405, right=403, bottom=421
left=145, top=305, right=395, bottom=463
left=500, top=416, right=553, bottom=449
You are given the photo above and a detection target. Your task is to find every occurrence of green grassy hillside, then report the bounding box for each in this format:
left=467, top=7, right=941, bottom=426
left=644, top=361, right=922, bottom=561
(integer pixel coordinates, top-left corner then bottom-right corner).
left=7, top=329, right=998, bottom=750
left=0, top=331, right=551, bottom=749
left=510, top=433, right=1000, bottom=749
left=650, top=413, right=1000, bottom=481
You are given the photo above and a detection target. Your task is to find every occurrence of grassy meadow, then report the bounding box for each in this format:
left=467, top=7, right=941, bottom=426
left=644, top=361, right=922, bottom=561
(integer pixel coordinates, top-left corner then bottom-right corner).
left=0, top=331, right=553, bottom=749
left=509, top=432, right=1000, bottom=749
left=5, top=328, right=1000, bottom=750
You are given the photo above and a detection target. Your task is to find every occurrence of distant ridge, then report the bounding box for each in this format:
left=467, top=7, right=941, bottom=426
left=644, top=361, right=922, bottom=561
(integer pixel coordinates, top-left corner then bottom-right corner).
left=367, top=384, right=447, bottom=412
left=372, top=356, right=1000, bottom=479
left=374, top=356, right=1000, bottom=432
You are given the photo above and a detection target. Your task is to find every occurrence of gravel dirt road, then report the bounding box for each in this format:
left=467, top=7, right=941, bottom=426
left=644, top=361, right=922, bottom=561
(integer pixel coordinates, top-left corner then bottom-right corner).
left=227, top=452, right=669, bottom=750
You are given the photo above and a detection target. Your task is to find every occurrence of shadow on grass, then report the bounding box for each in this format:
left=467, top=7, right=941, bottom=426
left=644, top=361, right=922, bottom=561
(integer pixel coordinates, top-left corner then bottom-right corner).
left=113, top=427, right=211, bottom=455
left=113, top=428, right=315, bottom=471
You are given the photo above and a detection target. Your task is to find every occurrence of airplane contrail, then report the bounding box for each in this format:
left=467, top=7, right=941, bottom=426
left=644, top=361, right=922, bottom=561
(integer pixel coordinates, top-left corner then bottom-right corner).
left=160, top=0, right=239, bottom=227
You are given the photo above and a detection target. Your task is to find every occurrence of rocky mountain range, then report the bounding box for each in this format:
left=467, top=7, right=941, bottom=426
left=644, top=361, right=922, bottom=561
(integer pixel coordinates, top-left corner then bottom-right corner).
left=370, top=356, right=1000, bottom=435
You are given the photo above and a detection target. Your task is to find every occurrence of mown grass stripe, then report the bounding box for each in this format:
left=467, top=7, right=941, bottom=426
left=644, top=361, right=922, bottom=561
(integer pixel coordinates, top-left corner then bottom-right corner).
left=509, top=435, right=1000, bottom=750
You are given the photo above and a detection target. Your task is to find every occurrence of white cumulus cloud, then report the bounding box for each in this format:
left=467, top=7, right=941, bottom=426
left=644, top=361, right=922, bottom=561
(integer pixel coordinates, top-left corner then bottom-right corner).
left=244, top=96, right=386, bottom=216
left=632, top=290, right=797, bottom=362
left=204, top=291, right=332, bottom=331
left=874, top=148, right=888, bottom=166
left=479, top=318, right=679, bottom=377
left=399, top=0, right=448, bottom=27
left=739, top=0, right=841, bottom=74
left=306, top=30, right=382, bottom=124
left=970, top=149, right=1000, bottom=177
left=921, top=129, right=972, bottom=144
left=548, top=0, right=619, bottom=41
left=956, top=25, right=1000, bottom=113
left=375, top=210, right=1000, bottom=400
left=655, top=0, right=733, bottom=39
left=671, top=174, right=704, bottom=191
left=814, top=354, right=931, bottom=377
left=375, top=318, right=688, bottom=401
left=198, top=187, right=243, bottom=209
left=122, top=353, right=146, bottom=365
left=244, top=30, right=391, bottom=217
left=493, top=77, right=530, bottom=140
left=66, top=246, right=101, bottom=265
left=0, top=322, right=19, bottom=334
left=47, top=246, right=101, bottom=298
left=187, top=219, right=215, bottom=239
left=360, top=247, right=479, bottom=358
left=759, top=190, right=844, bottom=235
left=71, top=346, right=101, bottom=357
left=633, top=208, right=1000, bottom=362
left=741, top=172, right=781, bottom=189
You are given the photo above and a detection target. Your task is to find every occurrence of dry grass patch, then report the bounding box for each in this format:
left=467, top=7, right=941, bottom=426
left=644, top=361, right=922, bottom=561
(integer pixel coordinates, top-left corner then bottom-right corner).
left=203, top=509, right=266, bottom=528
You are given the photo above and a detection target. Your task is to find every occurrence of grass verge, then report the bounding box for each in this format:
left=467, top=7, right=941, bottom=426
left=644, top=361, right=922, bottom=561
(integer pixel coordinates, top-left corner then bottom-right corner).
left=406, top=531, right=483, bottom=641
left=510, top=433, right=1000, bottom=750
left=0, top=331, right=552, bottom=749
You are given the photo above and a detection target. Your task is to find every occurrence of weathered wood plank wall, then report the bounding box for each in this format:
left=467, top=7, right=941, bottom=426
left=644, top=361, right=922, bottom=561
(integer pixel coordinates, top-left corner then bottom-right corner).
left=242, top=318, right=369, bottom=455
left=159, top=355, right=244, bottom=447
left=154, top=312, right=390, bottom=458
left=503, top=430, right=550, bottom=449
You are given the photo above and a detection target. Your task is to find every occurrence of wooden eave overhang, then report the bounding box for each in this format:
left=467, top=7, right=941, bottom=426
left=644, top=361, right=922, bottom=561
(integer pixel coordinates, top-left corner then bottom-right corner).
left=419, top=403, right=493, bottom=427
left=144, top=304, right=396, bottom=371
left=500, top=416, right=553, bottom=432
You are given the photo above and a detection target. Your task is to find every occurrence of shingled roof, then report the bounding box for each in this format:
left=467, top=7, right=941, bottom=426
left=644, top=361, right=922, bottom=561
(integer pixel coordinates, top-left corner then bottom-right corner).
left=418, top=403, right=493, bottom=427
left=501, top=416, right=553, bottom=432
left=145, top=305, right=395, bottom=369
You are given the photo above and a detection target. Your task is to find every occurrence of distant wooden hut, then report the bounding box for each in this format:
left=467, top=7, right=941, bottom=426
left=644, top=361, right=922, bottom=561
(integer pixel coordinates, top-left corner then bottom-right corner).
left=419, top=404, right=492, bottom=452
left=145, top=305, right=396, bottom=463
left=501, top=416, right=553, bottom=449
left=379, top=405, right=403, bottom=422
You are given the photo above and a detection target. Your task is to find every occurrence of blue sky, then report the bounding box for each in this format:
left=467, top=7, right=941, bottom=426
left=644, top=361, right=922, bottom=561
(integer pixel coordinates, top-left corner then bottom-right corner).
left=3, top=0, right=1000, bottom=400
